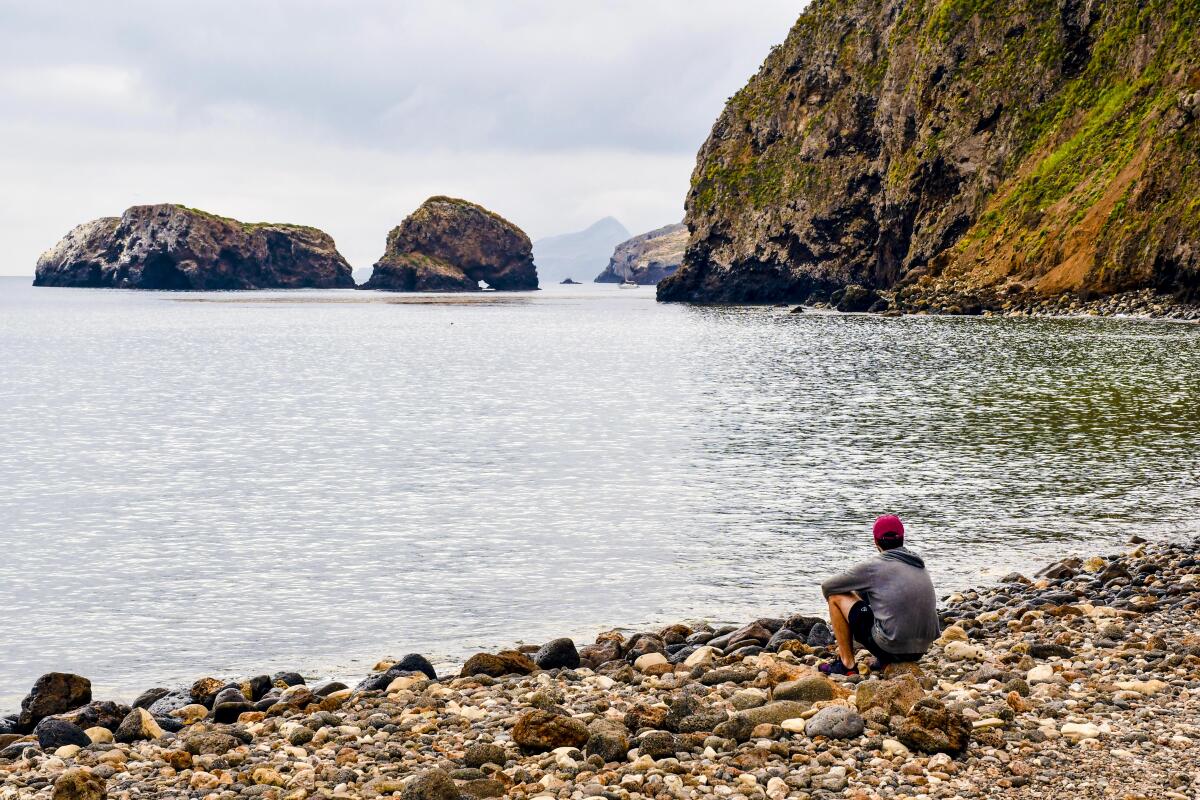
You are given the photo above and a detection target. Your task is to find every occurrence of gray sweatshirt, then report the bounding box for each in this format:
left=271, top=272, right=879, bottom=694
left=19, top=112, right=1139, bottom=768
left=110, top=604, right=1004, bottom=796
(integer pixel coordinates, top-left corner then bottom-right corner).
left=820, top=547, right=940, bottom=655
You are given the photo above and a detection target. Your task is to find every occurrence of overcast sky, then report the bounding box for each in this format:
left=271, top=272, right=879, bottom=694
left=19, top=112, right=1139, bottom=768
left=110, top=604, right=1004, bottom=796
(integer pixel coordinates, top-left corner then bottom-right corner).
left=0, top=1, right=803, bottom=274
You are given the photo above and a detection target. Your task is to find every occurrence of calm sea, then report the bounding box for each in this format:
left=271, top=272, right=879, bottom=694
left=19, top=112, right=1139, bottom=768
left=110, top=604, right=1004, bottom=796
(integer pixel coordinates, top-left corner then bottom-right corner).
left=2, top=277, right=1198, bottom=709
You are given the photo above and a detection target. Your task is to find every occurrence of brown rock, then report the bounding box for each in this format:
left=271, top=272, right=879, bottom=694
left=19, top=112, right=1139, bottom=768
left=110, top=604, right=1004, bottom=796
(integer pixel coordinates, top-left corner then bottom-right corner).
left=896, top=698, right=972, bottom=755
left=855, top=675, right=924, bottom=717
left=512, top=710, right=589, bottom=753
left=459, top=651, right=537, bottom=678
left=52, top=767, right=105, bottom=800
left=17, top=673, right=92, bottom=730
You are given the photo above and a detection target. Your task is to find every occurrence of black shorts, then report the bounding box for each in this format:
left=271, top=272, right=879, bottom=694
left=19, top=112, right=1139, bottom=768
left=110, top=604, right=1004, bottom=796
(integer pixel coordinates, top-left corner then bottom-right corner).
left=848, top=601, right=921, bottom=664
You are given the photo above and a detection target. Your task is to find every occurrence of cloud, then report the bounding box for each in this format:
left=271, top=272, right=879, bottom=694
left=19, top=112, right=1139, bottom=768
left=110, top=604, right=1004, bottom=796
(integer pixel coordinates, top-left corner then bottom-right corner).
left=0, top=1, right=803, bottom=274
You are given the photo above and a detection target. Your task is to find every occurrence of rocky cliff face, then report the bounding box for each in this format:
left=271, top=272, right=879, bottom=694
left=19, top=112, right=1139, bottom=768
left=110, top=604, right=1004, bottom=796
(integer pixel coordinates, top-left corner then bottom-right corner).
left=362, top=197, right=538, bottom=292
left=34, top=205, right=354, bottom=290
left=595, top=224, right=688, bottom=285
left=659, top=0, right=1200, bottom=306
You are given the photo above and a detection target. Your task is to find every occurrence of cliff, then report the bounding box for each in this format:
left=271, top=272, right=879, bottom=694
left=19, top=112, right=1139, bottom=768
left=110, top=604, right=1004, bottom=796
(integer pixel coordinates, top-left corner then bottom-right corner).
left=659, top=0, right=1200, bottom=307
left=361, top=197, right=538, bottom=292
left=34, top=205, right=354, bottom=290
left=595, top=224, right=688, bottom=285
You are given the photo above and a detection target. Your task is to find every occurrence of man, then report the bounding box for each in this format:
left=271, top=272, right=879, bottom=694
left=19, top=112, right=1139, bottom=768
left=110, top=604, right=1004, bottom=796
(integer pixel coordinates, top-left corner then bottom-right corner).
left=819, top=515, right=939, bottom=675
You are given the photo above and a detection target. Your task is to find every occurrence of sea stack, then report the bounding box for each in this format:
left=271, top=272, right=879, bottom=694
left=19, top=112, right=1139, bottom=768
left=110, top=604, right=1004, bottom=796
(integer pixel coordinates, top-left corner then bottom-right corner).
left=659, top=0, right=1200, bottom=306
left=361, top=197, right=538, bottom=292
left=595, top=223, right=687, bottom=285
left=33, top=204, right=355, bottom=290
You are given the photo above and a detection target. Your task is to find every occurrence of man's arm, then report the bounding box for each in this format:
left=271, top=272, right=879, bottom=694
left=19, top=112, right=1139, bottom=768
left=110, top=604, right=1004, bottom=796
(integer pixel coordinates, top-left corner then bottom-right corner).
left=821, top=560, right=874, bottom=599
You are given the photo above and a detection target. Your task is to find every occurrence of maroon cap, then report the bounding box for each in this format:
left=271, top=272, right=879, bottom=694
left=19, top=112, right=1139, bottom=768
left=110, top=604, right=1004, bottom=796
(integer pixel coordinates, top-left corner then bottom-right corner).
left=873, top=514, right=905, bottom=546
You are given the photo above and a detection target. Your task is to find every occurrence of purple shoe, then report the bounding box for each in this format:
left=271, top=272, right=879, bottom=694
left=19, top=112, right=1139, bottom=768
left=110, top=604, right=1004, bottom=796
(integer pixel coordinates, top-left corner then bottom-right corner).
left=819, top=660, right=853, bottom=676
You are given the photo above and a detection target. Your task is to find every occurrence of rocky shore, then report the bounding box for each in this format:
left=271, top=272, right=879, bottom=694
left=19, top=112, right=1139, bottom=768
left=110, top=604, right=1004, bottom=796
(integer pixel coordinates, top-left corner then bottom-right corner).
left=793, top=284, right=1200, bottom=321
left=2, top=537, right=1198, bottom=800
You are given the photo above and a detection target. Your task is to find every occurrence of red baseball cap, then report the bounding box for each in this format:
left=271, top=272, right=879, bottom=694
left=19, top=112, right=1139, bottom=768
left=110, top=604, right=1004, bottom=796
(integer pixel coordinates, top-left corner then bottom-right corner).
left=873, top=514, right=905, bottom=546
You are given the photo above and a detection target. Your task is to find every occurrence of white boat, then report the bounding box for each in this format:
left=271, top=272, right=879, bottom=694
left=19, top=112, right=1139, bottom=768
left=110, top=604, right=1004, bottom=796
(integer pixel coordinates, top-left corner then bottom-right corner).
left=619, top=278, right=639, bottom=289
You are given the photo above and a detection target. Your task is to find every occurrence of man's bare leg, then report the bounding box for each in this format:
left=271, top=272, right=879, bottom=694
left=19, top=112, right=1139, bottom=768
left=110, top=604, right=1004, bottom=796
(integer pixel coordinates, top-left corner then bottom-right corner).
left=827, top=593, right=861, bottom=669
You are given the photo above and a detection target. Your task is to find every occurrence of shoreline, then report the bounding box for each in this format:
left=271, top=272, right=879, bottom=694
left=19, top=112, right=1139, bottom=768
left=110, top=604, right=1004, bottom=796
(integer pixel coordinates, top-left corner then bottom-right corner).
left=2, top=537, right=1198, bottom=799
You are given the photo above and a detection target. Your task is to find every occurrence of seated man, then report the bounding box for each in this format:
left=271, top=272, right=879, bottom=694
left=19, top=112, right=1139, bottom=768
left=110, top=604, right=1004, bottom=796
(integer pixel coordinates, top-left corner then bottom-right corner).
left=819, top=515, right=939, bottom=675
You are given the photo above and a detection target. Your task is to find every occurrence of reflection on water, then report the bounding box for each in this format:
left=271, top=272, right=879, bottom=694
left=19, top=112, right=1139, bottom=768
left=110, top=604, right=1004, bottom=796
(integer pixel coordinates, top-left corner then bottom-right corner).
left=1, top=279, right=1197, bottom=707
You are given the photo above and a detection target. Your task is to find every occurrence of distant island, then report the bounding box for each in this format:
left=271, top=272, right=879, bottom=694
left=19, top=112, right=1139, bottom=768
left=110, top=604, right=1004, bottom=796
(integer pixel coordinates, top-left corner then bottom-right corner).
left=360, top=197, right=538, bottom=293
left=532, top=218, right=630, bottom=287
left=33, top=205, right=354, bottom=290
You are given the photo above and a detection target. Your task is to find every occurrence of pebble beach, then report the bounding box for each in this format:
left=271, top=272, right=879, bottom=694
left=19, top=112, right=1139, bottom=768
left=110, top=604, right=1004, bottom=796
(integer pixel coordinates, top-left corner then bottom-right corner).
left=2, top=536, right=1198, bottom=800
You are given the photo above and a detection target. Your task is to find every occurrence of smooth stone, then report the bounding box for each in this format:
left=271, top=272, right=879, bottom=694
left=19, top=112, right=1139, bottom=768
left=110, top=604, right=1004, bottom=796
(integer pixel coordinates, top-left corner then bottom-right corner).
left=804, top=706, right=865, bottom=739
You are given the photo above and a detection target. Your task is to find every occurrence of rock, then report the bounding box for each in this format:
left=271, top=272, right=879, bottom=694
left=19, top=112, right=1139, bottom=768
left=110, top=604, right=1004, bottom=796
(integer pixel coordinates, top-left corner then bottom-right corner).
left=189, top=677, right=225, bottom=707
left=638, top=730, right=677, bottom=759
left=735, top=701, right=813, bottom=727
left=401, top=767, right=461, bottom=800
left=594, top=223, right=688, bottom=285
left=534, top=638, right=580, bottom=670
left=633, top=653, right=668, bottom=671
left=463, top=742, right=509, bottom=768
left=1061, top=722, right=1101, bottom=742
left=83, top=727, right=113, bottom=744
left=1027, top=664, right=1056, bottom=683
left=146, top=690, right=192, bottom=717
left=623, top=705, right=669, bottom=732
left=1028, top=643, right=1075, bottom=659
left=585, top=720, right=631, bottom=763
left=34, top=717, right=92, bottom=750
left=182, top=730, right=242, bottom=756
left=943, top=641, right=985, bottom=661
left=272, top=671, right=306, bottom=687
left=805, top=623, right=834, bottom=647
left=780, top=717, right=806, bottom=733
left=773, top=675, right=836, bottom=703
left=855, top=675, right=924, bottom=716
left=684, top=646, right=720, bottom=667
left=460, top=651, right=537, bottom=678
left=51, top=767, right=106, bottom=800
left=731, top=688, right=769, bottom=710
left=835, top=284, right=881, bottom=312
left=362, top=197, right=538, bottom=292
left=560, top=278, right=580, bottom=284
left=130, top=688, right=170, bottom=710
left=805, top=706, right=865, bottom=739
left=55, top=701, right=131, bottom=732
left=34, top=205, right=354, bottom=289
left=1114, top=679, right=1169, bottom=696
left=314, top=681, right=349, bottom=697
left=17, top=672, right=92, bottom=730
left=512, top=710, right=589, bottom=753
left=209, top=687, right=253, bottom=723
left=897, top=698, right=972, bottom=755
left=113, top=709, right=164, bottom=743
left=713, top=715, right=756, bottom=743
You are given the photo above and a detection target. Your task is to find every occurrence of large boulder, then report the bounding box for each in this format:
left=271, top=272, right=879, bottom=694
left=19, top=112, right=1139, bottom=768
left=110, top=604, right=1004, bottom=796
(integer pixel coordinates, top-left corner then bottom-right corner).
left=512, top=710, right=589, bottom=753
left=362, top=197, right=538, bottom=292
left=855, top=675, right=924, bottom=717
left=896, top=697, right=972, bottom=755
left=34, top=204, right=354, bottom=290
left=459, top=651, right=537, bottom=678
left=594, top=223, right=687, bottom=285
left=52, top=767, right=106, bottom=800
left=18, top=673, right=92, bottom=731
left=35, top=717, right=92, bottom=750
left=534, top=638, right=580, bottom=670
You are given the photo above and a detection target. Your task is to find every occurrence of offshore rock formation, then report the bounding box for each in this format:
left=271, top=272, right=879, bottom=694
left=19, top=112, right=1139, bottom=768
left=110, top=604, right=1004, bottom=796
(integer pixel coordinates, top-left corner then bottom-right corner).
left=659, top=0, right=1200, bottom=306
left=34, top=205, right=354, bottom=290
left=595, top=223, right=688, bottom=285
left=361, top=197, right=538, bottom=292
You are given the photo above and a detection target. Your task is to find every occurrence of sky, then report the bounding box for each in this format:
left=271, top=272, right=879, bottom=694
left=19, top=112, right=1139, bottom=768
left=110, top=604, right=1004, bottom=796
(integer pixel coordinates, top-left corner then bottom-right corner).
left=0, top=1, right=803, bottom=275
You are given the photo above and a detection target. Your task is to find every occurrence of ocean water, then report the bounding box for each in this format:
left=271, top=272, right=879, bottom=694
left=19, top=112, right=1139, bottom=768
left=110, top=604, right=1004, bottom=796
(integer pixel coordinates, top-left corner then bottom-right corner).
left=2, top=277, right=1198, bottom=709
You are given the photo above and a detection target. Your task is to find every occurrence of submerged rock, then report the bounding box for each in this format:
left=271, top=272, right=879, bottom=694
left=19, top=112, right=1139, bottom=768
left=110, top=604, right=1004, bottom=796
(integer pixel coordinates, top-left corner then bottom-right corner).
left=594, top=223, right=687, bottom=285
left=362, top=197, right=538, bottom=292
left=34, top=204, right=354, bottom=290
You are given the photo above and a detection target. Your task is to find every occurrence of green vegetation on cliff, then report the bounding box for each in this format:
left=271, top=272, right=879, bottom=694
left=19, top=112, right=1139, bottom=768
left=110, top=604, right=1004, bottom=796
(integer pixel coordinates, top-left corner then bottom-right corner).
left=660, top=0, right=1200, bottom=304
